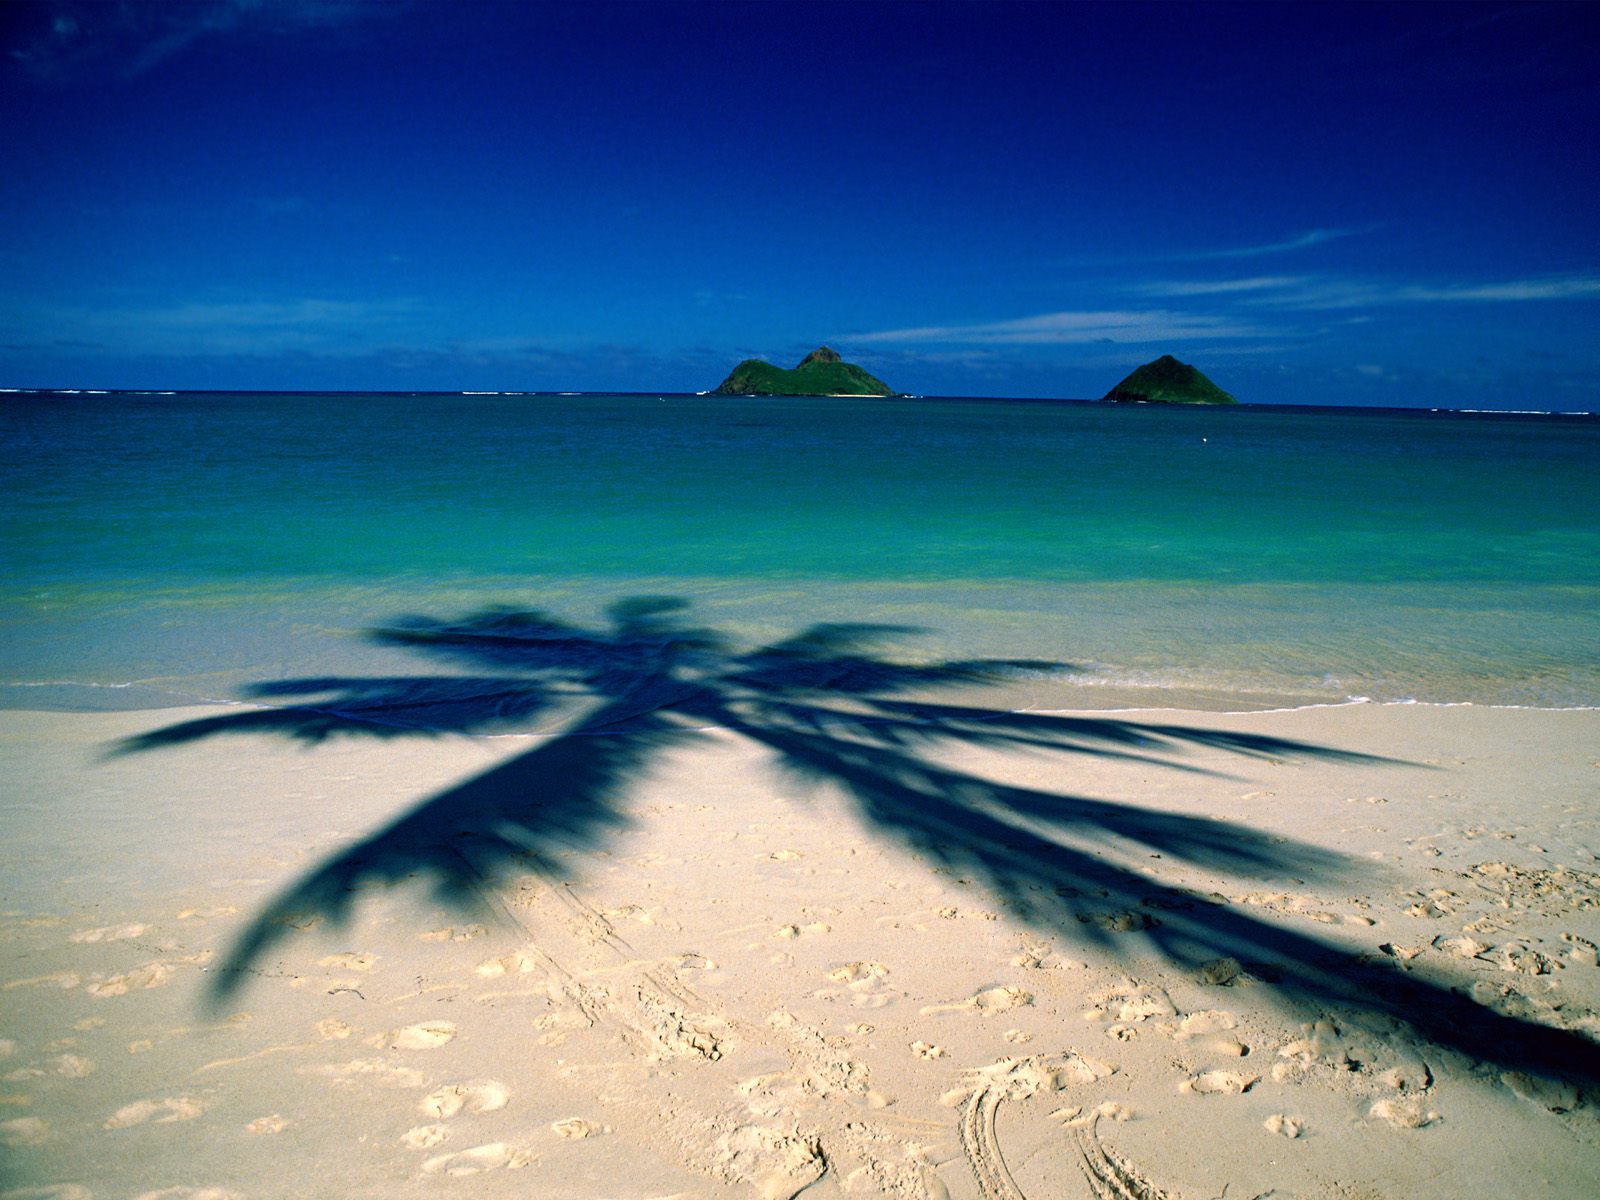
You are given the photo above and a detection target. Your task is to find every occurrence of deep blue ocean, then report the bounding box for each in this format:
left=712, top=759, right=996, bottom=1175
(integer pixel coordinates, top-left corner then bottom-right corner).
left=3, top=390, right=1597, bottom=712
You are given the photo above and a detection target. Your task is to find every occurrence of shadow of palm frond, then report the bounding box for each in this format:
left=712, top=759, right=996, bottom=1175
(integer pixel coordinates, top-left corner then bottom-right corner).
left=116, top=596, right=1598, bottom=1084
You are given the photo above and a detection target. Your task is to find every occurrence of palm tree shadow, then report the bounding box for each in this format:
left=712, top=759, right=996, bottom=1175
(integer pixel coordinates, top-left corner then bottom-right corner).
left=116, top=595, right=1599, bottom=1086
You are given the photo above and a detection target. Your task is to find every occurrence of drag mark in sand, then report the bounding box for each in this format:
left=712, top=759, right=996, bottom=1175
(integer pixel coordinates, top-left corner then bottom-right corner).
left=959, top=1072, right=1023, bottom=1200
left=474, top=856, right=727, bottom=1063
left=951, top=1054, right=1119, bottom=1200
left=1075, top=1117, right=1172, bottom=1200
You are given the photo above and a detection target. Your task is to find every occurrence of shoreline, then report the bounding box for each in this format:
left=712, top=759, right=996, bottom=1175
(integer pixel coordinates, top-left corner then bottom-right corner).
left=5, top=686, right=1599, bottom=724
left=2, top=700, right=1597, bottom=1196
left=7, top=572, right=1598, bottom=715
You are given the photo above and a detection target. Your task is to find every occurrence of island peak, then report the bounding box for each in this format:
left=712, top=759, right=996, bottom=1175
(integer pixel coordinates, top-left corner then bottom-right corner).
left=1104, top=355, right=1236, bottom=405
left=713, top=347, right=894, bottom=397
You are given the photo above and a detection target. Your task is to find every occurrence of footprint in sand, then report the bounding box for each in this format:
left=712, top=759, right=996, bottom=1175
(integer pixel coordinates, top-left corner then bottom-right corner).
left=104, top=1098, right=204, bottom=1129
left=966, top=985, right=1030, bottom=1017
left=1561, top=932, right=1599, bottom=966
left=1501, top=1071, right=1581, bottom=1113
left=943, top=1053, right=1114, bottom=1112
left=268, top=912, right=322, bottom=932
left=1437, top=935, right=1491, bottom=959
left=1061, top=1055, right=1119, bottom=1084
left=0, top=1116, right=49, bottom=1147
left=315, top=1019, right=354, bottom=1041
left=1171, top=1010, right=1236, bottom=1040
left=1180, top=1070, right=1259, bottom=1096
left=1378, top=1060, right=1433, bottom=1093
left=920, top=986, right=1033, bottom=1016
left=551, top=1118, right=603, bottom=1139
left=828, top=962, right=884, bottom=985
left=368, top=1022, right=456, bottom=1051
left=1264, top=1114, right=1306, bottom=1138
left=401, top=1123, right=451, bottom=1149
left=421, top=1143, right=533, bottom=1175
left=714, top=1125, right=825, bottom=1200
left=1369, top=1098, right=1440, bottom=1128
left=4, top=973, right=81, bottom=992
left=245, top=1114, right=288, bottom=1134
left=773, top=922, right=830, bottom=940
left=1083, top=910, right=1154, bottom=932
left=86, top=963, right=174, bottom=998
left=419, top=924, right=487, bottom=943
left=602, top=904, right=660, bottom=927
left=176, top=905, right=237, bottom=921
left=1012, top=944, right=1086, bottom=971
left=70, top=923, right=149, bottom=944
left=1084, top=986, right=1176, bottom=1025
left=910, top=1041, right=946, bottom=1059
left=317, top=952, right=377, bottom=972
left=50, top=1055, right=94, bottom=1078
left=474, top=950, right=541, bottom=978
left=818, top=962, right=896, bottom=1008
left=421, top=1081, right=511, bottom=1119
left=1051, top=1100, right=1134, bottom=1128
left=1276, top=1020, right=1356, bottom=1073
left=304, top=1059, right=426, bottom=1089
left=1494, top=944, right=1561, bottom=975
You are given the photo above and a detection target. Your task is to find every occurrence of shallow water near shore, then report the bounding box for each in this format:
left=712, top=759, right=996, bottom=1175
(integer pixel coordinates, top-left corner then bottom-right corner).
left=3, top=390, right=1597, bottom=715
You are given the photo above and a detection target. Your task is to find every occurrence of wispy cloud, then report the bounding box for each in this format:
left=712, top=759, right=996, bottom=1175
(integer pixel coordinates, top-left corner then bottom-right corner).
left=1135, top=273, right=1600, bottom=309
left=1402, top=277, right=1600, bottom=303
left=853, top=309, right=1269, bottom=346
left=121, top=297, right=422, bottom=332
left=1128, top=276, right=1312, bottom=297
left=8, top=295, right=428, bottom=355
left=1065, top=226, right=1378, bottom=269
left=1173, top=227, right=1377, bottom=262
left=9, top=1, right=400, bottom=82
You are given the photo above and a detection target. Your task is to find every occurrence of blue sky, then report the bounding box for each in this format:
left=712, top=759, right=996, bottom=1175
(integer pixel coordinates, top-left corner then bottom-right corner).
left=2, top=0, right=1597, bottom=406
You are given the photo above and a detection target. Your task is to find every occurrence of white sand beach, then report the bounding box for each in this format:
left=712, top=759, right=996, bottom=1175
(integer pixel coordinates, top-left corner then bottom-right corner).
left=1, top=700, right=1597, bottom=1198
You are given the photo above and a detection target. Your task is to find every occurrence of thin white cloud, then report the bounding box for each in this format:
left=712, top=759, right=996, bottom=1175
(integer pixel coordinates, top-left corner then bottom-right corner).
left=1402, top=277, right=1600, bottom=302
left=12, top=1, right=399, bottom=81
left=853, top=309, right=1268, bottom=346
left=1170, top=226, right=1376, bottom=262
left=1137, top=273, right=1600, bottom=309
left=1130, top=276, right=1311, bottom=297
left=123, top=297, right=422, bottom=330
left=1063, top=226, right=1377, bottom=269
left=9, top=295, right=428, bottom=356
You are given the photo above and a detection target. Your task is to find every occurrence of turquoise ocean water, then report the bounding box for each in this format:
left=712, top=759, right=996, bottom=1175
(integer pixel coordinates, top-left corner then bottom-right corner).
left=2, top=390, right=1597, bottom=714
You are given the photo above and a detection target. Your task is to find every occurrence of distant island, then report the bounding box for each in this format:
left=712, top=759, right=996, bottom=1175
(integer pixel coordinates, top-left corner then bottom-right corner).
left=1104, top=355, right=1237, bottom=405
left=713, top=347, right=895, bottom=396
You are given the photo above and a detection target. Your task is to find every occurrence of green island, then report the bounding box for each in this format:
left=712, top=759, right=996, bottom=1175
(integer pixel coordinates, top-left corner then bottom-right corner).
left=713, top=346, right=895, bottom=396
left=1103, top=355, right=1237, bottom=404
